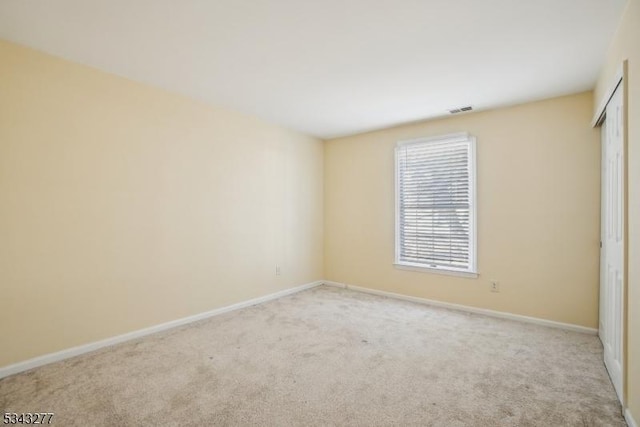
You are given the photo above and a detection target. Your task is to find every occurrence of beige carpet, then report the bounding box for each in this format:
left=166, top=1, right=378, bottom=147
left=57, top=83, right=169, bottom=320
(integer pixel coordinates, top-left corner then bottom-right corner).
left=0, top=285, right=626, bottom=426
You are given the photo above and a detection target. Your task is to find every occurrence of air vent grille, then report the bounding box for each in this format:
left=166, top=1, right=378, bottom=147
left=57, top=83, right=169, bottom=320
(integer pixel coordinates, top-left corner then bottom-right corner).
left=449, top=106, right=473, bottom=114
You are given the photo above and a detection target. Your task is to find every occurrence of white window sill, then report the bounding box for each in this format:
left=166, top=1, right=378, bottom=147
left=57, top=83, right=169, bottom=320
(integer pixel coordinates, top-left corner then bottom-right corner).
left=394, top=263, right=479, bottom=279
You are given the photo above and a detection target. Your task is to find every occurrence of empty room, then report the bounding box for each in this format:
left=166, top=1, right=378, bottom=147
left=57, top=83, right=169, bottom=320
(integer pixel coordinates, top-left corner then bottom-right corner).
left=1, top=0, right=639, bottom=426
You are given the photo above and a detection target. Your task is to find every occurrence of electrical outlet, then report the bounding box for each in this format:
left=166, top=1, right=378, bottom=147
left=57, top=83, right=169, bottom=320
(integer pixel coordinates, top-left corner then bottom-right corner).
left=275, top=266, right=281, bottom=276
left=490, top=281, right=499, bottom=293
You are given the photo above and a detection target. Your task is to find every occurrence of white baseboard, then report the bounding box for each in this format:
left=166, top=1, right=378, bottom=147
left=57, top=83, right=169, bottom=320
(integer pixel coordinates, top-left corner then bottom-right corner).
left=326, top=281, right=598, bottom=335
left=0, top=280, right=324, bottom=379
left=322, top=280, right=346, bottom=288
left=0, top=278, right=601, bottom=379
left=627, top=408, right=639, bottom=427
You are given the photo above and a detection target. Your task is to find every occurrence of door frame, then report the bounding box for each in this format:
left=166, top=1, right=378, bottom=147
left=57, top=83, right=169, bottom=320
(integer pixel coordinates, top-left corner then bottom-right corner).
left=592, top=61, right=628, bottom=407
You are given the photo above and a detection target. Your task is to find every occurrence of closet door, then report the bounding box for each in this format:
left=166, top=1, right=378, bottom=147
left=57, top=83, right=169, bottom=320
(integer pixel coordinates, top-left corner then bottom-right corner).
left=600, top=85, right=624, bottom=402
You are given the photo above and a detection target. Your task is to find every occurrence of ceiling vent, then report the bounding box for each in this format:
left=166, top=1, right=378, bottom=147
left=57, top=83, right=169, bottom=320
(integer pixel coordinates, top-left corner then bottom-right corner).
left=449, top=106, right=473, bottom=114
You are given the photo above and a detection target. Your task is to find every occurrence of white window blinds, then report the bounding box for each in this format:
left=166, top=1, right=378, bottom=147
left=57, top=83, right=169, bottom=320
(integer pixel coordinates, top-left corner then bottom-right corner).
left=395, top=133, right=476, bottom=274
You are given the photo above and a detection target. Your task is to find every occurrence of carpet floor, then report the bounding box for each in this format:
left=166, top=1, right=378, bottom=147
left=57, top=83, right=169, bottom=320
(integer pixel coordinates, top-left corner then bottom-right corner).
left=0, top=285, right=626, bottom=426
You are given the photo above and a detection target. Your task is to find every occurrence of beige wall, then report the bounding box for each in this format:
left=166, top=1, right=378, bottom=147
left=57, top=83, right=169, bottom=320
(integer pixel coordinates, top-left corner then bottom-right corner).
left=0, top=40, right=324, bottom=367
left=325, top=92, right=600, bottom=328
left=594, top=0, right=640, bottom=421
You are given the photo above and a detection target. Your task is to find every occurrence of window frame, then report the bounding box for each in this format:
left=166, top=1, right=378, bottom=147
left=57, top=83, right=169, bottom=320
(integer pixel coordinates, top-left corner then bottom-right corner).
left=394, top=132, right=478, bottom=278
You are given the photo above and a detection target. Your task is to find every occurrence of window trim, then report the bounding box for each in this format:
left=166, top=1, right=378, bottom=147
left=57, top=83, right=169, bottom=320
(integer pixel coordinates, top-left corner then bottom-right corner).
left=394, top=132, right=478, bottom=277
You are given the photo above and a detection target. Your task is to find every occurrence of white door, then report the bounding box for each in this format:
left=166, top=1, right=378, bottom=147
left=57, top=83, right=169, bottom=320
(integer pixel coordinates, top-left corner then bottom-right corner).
left=600, top=84, right=624, bottom=402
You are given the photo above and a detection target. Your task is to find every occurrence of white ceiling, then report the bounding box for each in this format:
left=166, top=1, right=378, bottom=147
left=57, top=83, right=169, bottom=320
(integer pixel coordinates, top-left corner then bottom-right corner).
left=0, top=0, right=627, bottom=139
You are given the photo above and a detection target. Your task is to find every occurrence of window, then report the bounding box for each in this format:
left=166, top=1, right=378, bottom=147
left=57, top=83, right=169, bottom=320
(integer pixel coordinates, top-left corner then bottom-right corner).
left=395, top=133, right=477, bottom=276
